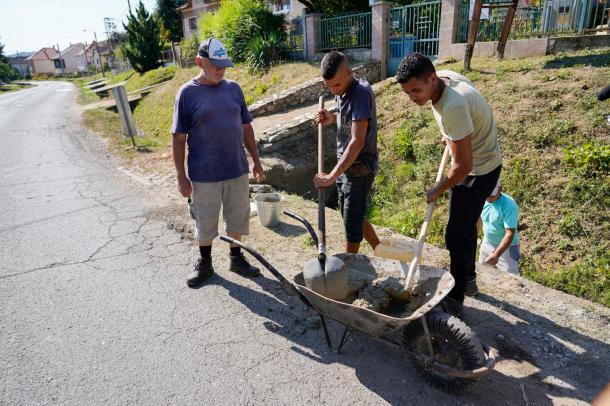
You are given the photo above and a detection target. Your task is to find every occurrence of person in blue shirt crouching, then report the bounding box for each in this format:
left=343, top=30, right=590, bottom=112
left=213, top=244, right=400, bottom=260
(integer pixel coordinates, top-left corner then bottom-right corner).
left=478, top=180, right=520, bottom=275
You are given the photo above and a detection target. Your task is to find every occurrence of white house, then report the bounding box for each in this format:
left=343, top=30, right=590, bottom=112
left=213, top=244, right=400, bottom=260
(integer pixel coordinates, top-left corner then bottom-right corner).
left=60, top=43, right=88, bottom=74
left=269, top=0, right=306, bottom=20
left=25, top=47, right=60, bottom=76
left=178, top=0, right=221, bottom=40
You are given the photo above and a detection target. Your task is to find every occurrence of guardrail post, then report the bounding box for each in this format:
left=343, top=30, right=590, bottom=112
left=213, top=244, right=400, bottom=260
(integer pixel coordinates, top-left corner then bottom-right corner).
left=111, top=85, right=137, bottom=147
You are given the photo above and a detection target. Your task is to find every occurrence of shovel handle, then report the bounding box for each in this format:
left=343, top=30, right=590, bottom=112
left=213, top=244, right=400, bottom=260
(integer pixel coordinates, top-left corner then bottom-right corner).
left=317, top=96, right=326, bottom=254
left=404, top=145, right=450, bottom=289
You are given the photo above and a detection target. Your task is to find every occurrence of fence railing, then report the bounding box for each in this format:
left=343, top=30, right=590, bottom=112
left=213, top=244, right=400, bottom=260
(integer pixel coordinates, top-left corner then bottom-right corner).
left=457, top=0, right=610, bottom=42
left=320, top=12, right=372, bottom=51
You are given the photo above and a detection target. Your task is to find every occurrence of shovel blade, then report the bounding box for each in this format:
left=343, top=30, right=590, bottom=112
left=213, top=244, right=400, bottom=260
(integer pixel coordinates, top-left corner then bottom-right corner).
left=303, top=255, right=349, bottom=300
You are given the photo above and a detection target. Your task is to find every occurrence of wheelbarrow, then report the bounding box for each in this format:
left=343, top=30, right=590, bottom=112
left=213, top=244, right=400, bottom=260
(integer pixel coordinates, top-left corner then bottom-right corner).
left=219, top=211, right=496, bottom=394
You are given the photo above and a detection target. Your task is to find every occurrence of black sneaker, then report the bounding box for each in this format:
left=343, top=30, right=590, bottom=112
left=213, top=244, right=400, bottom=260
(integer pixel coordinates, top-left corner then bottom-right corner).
left=187, top=257, right=214, bottom=287
left=229, top=253, right=260, bottom=277
left=441, top=296, right=464, bottom=318
left=465, top=277, right=479, bottom=297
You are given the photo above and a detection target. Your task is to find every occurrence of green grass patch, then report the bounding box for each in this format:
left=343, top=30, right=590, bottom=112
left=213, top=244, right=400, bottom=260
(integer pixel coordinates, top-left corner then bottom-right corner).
left=0, top=82, right=33, bottom=93
left=373, top=47, right=610, bottom=307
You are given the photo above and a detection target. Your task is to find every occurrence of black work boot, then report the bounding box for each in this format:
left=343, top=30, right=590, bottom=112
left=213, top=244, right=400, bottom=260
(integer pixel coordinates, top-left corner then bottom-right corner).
left=229, top=253, right=260, bottom=277
left=464, top=276, right=479, bottom=297
left=187, top=257, right=214, bottom=287
left=441, top=296, right=464, bottom=318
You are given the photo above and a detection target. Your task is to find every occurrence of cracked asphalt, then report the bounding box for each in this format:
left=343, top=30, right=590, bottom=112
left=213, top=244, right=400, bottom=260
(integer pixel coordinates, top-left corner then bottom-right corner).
left=2, top=82, right=607, bottom=406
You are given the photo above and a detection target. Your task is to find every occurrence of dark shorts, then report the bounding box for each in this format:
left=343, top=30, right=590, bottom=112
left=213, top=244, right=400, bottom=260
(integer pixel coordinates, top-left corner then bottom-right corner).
left=336, top=162, right=375, bottom=244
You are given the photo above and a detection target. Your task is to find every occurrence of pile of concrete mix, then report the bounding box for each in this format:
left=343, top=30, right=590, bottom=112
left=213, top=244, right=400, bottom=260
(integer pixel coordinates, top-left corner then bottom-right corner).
left=350, top=272, right=437, bottom=317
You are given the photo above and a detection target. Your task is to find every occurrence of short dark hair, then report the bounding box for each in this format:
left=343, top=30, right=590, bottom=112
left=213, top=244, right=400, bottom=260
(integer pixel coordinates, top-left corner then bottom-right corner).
left=395, top=53, right=436, bottom=84
left=321, top=51, right=347, bottom=80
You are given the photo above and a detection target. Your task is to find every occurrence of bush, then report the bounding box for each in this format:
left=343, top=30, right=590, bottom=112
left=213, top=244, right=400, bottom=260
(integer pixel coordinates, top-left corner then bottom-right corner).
left=198, top=0, right=287, bottom=72
left=564, top=143, right=610, bottom=178
left=179, top=35, right=200, bottom=66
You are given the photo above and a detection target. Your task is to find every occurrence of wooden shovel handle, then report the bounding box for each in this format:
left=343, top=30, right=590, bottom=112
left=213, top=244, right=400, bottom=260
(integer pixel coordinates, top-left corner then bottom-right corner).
left=317, top=96, right=326, bottom=253
left=404, top=145, right=450, bottom=288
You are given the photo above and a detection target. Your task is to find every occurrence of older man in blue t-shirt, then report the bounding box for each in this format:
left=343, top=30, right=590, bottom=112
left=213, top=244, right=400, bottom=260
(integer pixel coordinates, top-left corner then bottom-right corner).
left=171, top=37, right=264, bottom=287
left=479, top=181, right=520, bottom=275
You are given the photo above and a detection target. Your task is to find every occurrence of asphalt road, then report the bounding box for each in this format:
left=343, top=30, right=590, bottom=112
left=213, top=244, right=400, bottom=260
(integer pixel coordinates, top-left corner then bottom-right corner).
left=0, top=82, right=447, bottom=405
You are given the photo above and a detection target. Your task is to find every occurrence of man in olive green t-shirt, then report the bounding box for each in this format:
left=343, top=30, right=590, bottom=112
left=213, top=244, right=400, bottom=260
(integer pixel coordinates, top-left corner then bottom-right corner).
left=396, top=53, right=502, bottom=317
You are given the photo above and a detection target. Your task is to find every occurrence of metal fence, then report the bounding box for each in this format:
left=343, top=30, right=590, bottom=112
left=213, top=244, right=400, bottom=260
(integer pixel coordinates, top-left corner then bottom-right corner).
left=457, top=0, right=610, bottom=42
left=320, top=12, right=372, bottom=50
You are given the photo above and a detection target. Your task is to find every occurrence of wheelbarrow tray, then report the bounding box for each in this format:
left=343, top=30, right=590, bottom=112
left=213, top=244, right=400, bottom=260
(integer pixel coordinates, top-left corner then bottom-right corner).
left=293, top=253, right=455, bottom=338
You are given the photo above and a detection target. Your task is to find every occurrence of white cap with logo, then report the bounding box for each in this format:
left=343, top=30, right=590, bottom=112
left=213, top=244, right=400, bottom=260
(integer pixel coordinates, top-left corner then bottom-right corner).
left=198, top=37, right=234, bottom=68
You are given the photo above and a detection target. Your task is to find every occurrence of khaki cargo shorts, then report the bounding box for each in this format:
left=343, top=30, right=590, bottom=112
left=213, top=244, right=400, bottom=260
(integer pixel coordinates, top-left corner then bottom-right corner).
left=190, top=174, right=250, bottom=243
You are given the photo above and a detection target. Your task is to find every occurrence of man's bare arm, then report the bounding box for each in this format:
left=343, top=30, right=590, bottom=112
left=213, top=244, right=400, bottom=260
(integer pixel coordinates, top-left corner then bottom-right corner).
left=172, top=133, right=192, bottom=197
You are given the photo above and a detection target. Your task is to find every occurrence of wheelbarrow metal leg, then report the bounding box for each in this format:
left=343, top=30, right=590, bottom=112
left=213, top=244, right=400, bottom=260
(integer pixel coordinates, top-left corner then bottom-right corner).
left=337, top=326, right=350, bottom=355
left=319, top=314, right=332, bottom=349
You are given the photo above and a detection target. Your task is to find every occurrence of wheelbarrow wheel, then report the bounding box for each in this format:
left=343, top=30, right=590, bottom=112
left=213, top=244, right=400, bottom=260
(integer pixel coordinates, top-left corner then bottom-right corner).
left=402, top=311, right=486, bottom=394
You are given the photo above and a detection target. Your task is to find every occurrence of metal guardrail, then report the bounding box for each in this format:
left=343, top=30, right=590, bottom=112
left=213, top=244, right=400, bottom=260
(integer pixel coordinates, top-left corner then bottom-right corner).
left=457, top=0, right=610, bottom=42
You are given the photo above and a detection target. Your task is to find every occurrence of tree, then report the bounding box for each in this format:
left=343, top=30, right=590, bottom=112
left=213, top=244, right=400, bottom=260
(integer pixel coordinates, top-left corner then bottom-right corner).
left=122, top=1, right=162, bottom=73
left=155, top=0, right=185, bottom=44
left=295, top=0, right=369, bottom=15
left=0, top=41, right=19, bottom=82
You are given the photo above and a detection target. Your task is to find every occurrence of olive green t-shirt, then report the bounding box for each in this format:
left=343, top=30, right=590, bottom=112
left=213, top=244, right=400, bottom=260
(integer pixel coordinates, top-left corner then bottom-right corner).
left=432, top=70, right=502, bottom=176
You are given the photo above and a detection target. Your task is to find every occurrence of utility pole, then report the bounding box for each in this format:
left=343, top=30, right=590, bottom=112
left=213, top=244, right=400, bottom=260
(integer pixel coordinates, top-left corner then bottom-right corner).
left=94, top=31, right=105, bottom=77
left=56, top=43, right=65, bottom=77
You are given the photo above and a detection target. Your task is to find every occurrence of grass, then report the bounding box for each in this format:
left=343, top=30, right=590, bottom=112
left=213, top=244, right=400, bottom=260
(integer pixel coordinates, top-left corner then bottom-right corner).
left=130, top=61, right=320, bottom=145
left=0, top=82, right=33, bottom=93
left=80, top=60, right=320, bottom=154
left=371, top=47, right=610, bottom=306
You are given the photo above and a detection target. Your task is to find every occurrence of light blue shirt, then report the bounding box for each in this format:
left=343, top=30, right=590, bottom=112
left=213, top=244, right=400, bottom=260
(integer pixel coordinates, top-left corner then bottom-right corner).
left=481, top=194, right=519, bottom=247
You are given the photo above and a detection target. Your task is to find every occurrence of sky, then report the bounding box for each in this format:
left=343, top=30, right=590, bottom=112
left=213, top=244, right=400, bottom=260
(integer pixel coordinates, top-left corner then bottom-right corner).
left=0, top=0, right=158, bottom=55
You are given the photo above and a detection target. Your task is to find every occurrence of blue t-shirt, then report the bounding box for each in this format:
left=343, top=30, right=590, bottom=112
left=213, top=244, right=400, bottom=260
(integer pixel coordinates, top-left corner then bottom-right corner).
left=481, top=193, right=520, bottom=246
left=171, top=78, right=253, bottom=183
left=336, top=78, right=378, bottom=173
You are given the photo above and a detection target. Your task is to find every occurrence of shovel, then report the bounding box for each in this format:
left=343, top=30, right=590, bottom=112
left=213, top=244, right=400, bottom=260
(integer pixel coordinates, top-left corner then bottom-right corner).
left=392, top=145, right=450, bottom=300
left=302, top=96, right=349, bottom=301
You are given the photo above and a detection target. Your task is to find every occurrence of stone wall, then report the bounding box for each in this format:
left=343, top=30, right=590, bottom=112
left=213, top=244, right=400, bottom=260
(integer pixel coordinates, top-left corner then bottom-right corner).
left=249, top=62, right=382, bottom=117
left=439, top=37, right=549, bottom=61
left=548, top=34, right=610, bottom=54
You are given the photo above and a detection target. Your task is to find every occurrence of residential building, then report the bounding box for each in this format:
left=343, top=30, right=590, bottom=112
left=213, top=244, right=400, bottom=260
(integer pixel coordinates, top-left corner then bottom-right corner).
left=60, top=43, right=88, bottom=74
left=269, top=0, right=306, bottom=20
left=178, top=0, right=221, bottom=40
left=7, top=52, right=33, bottom=77
left=25, top=47, right=60, bottom=76
left=85, top=41, right=114, bottom=70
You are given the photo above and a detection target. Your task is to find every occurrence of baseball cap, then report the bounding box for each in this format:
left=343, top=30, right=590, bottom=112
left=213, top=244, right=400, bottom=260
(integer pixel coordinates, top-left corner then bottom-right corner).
left=490, top=179, right=501, bottom=197
left=198, top=37, right=234, bottom=68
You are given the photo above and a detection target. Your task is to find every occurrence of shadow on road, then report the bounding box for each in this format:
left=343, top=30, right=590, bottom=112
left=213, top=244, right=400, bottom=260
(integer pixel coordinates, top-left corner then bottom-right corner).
left=196, top=264, right=608, bottom=404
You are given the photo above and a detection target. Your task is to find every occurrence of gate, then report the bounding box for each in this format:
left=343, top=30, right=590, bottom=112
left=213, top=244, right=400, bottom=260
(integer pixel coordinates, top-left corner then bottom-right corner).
left=388, top=1, right=442, bottom=76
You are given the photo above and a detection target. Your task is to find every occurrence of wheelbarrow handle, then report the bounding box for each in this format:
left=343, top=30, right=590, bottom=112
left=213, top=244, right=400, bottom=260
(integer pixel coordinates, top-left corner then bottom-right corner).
left=282, top=209, right=319, bottom=247
left=219, top=235, right=311, bottom=308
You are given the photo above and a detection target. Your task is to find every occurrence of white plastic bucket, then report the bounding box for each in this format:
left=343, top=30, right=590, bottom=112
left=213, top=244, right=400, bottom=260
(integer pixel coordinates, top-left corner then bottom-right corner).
left=255, top=193, right=282, bottom=227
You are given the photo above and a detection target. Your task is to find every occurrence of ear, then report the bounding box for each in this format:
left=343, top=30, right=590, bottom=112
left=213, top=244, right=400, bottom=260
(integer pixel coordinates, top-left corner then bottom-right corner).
left=195, top=55, right=204, bottom=69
